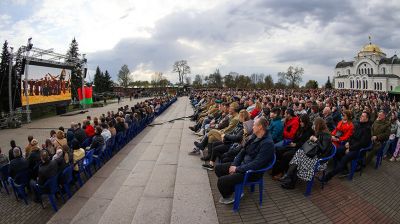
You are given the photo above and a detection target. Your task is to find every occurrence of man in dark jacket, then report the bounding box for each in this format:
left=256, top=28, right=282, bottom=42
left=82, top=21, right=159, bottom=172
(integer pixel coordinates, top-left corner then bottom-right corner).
left=322, top=112, right=371, bottom=182
left=322, top=107, right=335, bottom=131
left=214, top=117, right=275, bottom=204
left=8, top=147, right=29, bottom=180
left=30, top=150, right=58, bottom=202
left=73, top=123, right=87, bottom=145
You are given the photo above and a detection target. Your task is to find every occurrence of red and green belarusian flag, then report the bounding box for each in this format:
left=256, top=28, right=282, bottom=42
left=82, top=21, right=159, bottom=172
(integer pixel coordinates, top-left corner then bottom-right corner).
left=77, top=86, right=93, bottom=105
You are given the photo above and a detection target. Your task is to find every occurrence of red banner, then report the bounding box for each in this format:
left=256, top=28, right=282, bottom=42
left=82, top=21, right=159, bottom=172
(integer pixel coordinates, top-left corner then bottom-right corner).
left=77, top=86, right=93, bottom=100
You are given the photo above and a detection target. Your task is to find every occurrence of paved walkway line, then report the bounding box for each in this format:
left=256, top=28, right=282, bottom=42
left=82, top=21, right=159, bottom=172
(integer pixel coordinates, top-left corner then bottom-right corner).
left=171, top=97, right=218, bottom=224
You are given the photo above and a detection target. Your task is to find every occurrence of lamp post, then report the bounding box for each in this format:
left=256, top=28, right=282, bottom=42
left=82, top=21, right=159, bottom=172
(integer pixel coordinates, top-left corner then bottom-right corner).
left=24, top=38, right=33, bottom=123
left=8, top=47, right=13, bottom=115
left=81, top=54, right=87, bottom=109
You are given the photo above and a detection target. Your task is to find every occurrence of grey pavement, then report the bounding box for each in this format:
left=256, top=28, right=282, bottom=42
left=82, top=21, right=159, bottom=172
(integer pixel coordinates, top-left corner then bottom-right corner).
left=0, top=97, right=150, bottom=153
left=46, top=97, right=218, bottom=224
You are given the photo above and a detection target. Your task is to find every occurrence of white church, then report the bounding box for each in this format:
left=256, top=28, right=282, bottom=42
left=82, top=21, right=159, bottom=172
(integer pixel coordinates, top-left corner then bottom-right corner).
left=334, top=39, right=400, bottom=91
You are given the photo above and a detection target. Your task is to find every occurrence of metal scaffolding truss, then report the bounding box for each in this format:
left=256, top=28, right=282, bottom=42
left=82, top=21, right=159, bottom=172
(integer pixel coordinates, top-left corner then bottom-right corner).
left=19, top=46, right=82, bottom=67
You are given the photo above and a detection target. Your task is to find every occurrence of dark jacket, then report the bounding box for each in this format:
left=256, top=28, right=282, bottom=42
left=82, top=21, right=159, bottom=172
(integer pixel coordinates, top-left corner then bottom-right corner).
left=90, top=134, right=105, bottom=150
left=332, top=110, right=342, bottom=125
left=37, top=160, right=58, bottom=186
left=115, top=122, right=126, bottom=133
left=8, top=157, right=29, bottom=179
left=349, top=122, right=372, bottom=152
left=27, top=149, right=41, bottom=171
left=67, top=128, right=75, bottom=143
left=74, top=128, right=87, bottom=144
left=233, top=132, right=275, bottom=173
left=324, top=114, right=335, bottom=131
left=224, top=123, right=244, bottom=143
left=292, top=125, right=314, bottom=148
left=315, top=132, right=333, bottom=158
left=8, top=147, right=22, bottom=161
left=216, top=115, right=229, bottom=130
left=27, top=148, right=41, bottom=179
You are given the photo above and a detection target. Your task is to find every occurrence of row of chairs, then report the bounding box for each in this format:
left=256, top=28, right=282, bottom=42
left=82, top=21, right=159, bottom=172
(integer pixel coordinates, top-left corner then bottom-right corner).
left=0, top=97, right=177, bottom=212
left=233, top=141, right=386, bottom=211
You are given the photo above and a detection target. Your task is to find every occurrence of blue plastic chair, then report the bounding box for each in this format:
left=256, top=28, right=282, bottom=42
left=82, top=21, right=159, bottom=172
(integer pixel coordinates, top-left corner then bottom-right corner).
left=93, top=144, right=106, bottom=170
left=74, top=158, right=85, bottom=187
left=305, top=145, right=336, bottom=196
left=36, top=175, right=65, bottom=212
left=83, top=150, right=95, bottom=177
left=0, top=164, right=10, bottom=194
left=60, top=165, right=73, bottom=199
left=233, top=154, right=276, bottom=212
left=375, top=141, right=387, bottom=169
left=8, top=170, right=30, bottom=204
left=80, top=137, right=92, bottom=149
left=348, top=143, right=373, bottom=180
left=104, top=136, right=115, bottom=160
left=115, top=132, right=124, bottom=152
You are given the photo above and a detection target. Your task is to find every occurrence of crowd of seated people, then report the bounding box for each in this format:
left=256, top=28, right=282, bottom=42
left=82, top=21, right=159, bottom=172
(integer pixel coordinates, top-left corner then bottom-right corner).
left=0, top=95, right=176, bottom=206
left=189, top=88, right=396, bottom=204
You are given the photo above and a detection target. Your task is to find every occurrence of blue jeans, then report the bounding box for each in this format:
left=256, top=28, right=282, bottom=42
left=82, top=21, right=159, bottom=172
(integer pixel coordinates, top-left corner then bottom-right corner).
left=274, top=139, right=292, bottom=150
left=327, top=150, right=358, bottom=180
left=383, top=137, right=397, bottom=156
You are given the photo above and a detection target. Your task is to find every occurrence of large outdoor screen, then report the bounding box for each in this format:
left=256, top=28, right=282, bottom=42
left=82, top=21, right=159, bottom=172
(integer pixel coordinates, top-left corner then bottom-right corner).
left=21, top=63, right=72, bottom=106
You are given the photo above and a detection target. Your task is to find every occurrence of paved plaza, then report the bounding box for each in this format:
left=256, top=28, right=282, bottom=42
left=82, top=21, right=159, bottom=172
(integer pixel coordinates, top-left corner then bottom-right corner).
left=0, top=97, right=399, bottom=224
left=0, top=97, right=149, bottom=152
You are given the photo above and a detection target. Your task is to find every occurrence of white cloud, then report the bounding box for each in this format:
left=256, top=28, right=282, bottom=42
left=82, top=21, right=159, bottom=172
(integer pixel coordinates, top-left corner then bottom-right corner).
left=1, top=0, right=400, bottom=86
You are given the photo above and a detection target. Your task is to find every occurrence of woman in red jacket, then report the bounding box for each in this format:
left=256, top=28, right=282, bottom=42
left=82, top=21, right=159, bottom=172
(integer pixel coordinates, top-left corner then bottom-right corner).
left=84, top=120, right=95, bottom=138
left=250, top=101, right=262, bottom=119
left=275, top=108, right=299, bottom=148
left=331, top=110, right=354, bottom=147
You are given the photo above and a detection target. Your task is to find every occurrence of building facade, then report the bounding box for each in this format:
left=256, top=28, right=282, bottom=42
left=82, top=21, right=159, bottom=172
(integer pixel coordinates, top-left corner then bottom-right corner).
left=334, top=40, right=400, bottom=91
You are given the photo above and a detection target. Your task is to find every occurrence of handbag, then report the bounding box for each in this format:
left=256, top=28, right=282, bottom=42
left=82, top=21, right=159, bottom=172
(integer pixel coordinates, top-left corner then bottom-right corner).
left=335, top=131, right=343, bottom=138
left=334, top=123, right=343, bottom=138
left=302, top=140, right=318, bottom=158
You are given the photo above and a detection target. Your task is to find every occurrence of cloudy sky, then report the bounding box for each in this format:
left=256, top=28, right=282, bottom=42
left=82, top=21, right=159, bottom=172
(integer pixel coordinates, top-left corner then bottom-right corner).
left=1, top=0, right=400, bottom=85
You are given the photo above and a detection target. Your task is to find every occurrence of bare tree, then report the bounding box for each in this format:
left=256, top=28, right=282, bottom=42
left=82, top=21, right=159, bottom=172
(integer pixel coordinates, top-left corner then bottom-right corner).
left=151, top=72, right=163, bottom=87
left=172, top=60, right=191, bottom=85
left=284, top=66, right=304, bottom=88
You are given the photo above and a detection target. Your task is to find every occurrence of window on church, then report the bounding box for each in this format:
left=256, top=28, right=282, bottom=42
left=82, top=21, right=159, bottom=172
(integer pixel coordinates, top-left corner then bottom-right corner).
left=371, top=68, right=373, bottom=75
left=383, top=67, right=386, bottom=74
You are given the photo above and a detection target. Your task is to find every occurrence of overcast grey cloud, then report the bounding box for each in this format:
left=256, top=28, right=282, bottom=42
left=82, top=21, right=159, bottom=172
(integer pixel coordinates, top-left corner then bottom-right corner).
left=1, top=0, right=399, bottom=85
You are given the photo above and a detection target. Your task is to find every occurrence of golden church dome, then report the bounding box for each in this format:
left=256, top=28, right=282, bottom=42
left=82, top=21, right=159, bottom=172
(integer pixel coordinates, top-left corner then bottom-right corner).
left=360, top=43, right=384, bottom=54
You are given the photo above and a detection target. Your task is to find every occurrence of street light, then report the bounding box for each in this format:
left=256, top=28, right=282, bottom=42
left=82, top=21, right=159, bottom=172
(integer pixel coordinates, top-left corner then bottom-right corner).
left=8, top=46, right=14, bottom=115
left=24, top=37, right=33, bottom=123
left=81, top=54, right=87, bottom=109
